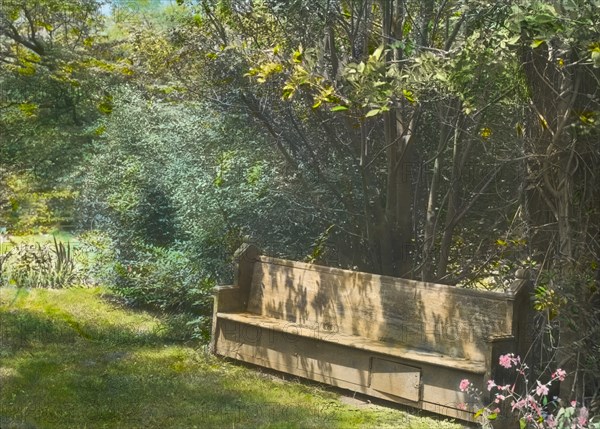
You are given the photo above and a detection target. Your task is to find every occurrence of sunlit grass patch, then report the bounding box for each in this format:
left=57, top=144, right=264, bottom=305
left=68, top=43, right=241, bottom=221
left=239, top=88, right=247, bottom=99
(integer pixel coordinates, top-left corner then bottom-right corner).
left=0, top=231, right=77, bottom=255
left=4, top=230, right=77, bottom=245
left=0, top=287, right=465, bottom=429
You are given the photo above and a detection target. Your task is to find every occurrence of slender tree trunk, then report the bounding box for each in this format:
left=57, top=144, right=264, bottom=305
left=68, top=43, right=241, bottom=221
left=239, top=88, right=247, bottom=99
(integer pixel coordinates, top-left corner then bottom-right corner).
left=375, top=0, right=417, bottom=277
left=422, top=102, right=456, bottom=281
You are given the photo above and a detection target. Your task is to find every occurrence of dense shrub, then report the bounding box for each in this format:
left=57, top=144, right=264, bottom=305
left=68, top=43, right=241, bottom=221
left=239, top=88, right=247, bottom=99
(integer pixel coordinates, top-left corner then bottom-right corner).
left=76, top=230, right=214, bottom=341
left=78, top=86, right=338, bottom=272
left=73, top=87, right=359, bottom=341
left=112, top=243, right=213, bottom=313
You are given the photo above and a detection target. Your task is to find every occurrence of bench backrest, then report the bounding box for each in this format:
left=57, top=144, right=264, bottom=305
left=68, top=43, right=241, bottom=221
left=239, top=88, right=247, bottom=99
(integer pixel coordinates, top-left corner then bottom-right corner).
left=235, top=246, right=531, bottom=362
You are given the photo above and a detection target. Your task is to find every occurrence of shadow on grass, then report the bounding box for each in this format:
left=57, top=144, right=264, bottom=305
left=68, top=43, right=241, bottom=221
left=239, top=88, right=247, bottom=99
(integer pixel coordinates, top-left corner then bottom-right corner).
left=98, top=290, right=211, bottom=343
left=0, top=306, right=166, bottom=354
left=0, top=294, right=360, bottom=429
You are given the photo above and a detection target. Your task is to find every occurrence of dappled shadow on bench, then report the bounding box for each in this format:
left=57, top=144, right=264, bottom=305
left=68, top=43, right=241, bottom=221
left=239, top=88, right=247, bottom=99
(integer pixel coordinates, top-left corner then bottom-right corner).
left=212, top=246, right=533, bottom=424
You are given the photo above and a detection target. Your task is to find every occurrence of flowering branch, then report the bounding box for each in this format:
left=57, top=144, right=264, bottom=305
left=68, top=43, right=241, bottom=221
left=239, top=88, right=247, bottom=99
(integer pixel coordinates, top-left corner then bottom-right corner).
left=458, top=354, right=599, bottom=428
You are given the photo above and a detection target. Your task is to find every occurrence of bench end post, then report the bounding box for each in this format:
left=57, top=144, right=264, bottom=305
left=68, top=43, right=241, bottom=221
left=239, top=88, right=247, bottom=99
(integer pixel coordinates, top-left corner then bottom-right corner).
left=234, top=244, right=261, bottom=308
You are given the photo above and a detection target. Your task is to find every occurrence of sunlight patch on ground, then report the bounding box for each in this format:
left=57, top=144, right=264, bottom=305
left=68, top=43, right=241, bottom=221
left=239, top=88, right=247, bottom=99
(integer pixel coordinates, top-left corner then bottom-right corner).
left=0, top=286, right=465, bottom=429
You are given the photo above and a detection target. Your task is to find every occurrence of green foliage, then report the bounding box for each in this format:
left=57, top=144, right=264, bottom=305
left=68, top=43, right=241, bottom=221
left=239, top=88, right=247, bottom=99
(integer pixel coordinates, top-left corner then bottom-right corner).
left=534, top=265, right=600, bottom=392
left=506, top=0, right=600, bottom=67
left=0, top=239, right=79, bottom=288
left=78, top=86, right=329, bottom=276
left=1, top=0, right=598, bottom=411
left=306, top=224, right=335, bottom=264
left=112, top=244, right=213, bottom=314
left=71, top=88, right=284, bottom=327
left=0, top=172, right=76, bottom=234
left=533, top=285, right=567, bottom=321
left=75, top=230, right=116, bottom=285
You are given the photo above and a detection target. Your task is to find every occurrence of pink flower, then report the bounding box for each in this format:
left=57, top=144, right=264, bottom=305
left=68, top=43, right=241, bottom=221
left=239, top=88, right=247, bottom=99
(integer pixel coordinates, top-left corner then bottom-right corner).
left=487, top=380, right=496, bottom=391
left=546, top=415, right=557, bottom=428
left=571, top=400, right=577, bottom=407
left=459, top=379, right=470, bottom=392
left=457, top=402, right=467, bottom=411
left=499, top=354, right=513, bottom=368
left=493, top=407, right=500, bottom=414
left=535, top=381, right=549, bottom=396
left=526, top=395, right=542, bottom=416
left=552, top=368, right=567, bottom=381
left=578, top=406, right=589, bottom=426
left=512, top=399, right=526, bottom=411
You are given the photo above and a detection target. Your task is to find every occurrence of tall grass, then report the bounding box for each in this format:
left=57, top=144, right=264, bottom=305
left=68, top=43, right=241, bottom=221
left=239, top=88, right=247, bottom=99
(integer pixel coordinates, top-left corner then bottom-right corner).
left=0, top=238, right=79, bottom=288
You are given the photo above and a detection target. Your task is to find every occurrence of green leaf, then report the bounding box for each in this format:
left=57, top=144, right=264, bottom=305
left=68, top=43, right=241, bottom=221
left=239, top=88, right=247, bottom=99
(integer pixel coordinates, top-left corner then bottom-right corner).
left=18, top=103, right=38, bottom=117
left=474, top=409, right=484, bottom=418
left=507, top=35, right=521, bottom=45
left=592, top=50, right=600, bottom=68
left=330, top=106, right=348, bottom=112
left=487, top=413, right=497, bottom=420
left=97, top=95, right=113, bottom=115
left=292, top=46, right=303, bottom=63
left=520, top=418, right=527, bottom=429
left=531, top=39, right=545, bottom=48
left=282, top=85, right=295, bottom=100
left=389, top=41, right=404, bottom=50
left=36, top=21, right=53, bottom=31
left=402, top=89, right=416, bottom=103
left=365, top=109, right=380, bottom=118
left=372, top=45, right=384, bottom=61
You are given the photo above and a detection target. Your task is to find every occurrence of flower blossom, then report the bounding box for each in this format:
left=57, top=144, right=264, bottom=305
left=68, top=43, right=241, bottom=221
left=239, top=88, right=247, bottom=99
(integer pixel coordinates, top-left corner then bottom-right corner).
left=512, top=399, right=526, bottom=411
left=578, top=406, right=589, bottom=426
left=545, top=415, right=557, bottom=428
left=487, top=380, right=496, bottom=391
left=499, top=354, right=514, bottom=369
left=552, top=368, right=567, bottom=381
left=459, top=379, right=470, bottom=392
left=535, top=381, right=549, bottom=396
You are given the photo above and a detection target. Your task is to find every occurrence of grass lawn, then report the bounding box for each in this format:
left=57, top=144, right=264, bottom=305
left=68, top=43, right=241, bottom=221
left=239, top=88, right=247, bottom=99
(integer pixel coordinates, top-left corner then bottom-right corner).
left=0, top=286, right=466, bottom=429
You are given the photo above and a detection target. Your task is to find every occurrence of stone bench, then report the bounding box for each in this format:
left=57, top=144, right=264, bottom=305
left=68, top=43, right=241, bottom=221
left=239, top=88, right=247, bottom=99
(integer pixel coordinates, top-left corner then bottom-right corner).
left=210, top=244, right=533, bottom=421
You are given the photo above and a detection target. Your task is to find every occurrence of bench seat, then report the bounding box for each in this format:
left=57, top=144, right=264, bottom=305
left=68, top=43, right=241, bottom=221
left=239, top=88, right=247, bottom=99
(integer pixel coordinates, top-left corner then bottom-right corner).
left=217, top=311, right=488, bottom=374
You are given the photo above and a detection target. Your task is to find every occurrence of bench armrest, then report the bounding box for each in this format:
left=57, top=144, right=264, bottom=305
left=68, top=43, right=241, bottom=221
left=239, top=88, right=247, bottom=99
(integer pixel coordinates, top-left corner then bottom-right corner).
left=210, top=285, right=245, bottom=354
left=485, top=335, right=517, bottom=395
left=212, top=285, right=244, bottom=313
